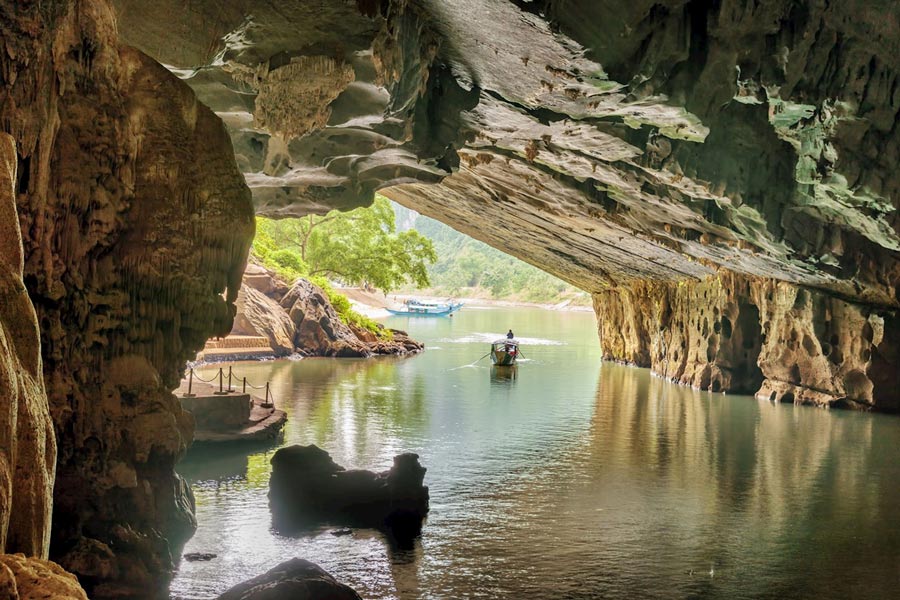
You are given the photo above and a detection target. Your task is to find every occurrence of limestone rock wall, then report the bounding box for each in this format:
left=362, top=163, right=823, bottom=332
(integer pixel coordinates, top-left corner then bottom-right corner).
left=0, top=133, right=55, bottom=558
left=1, top=0, right=254, bottom=596
left=0, top=553, right=88, bottom=600
left=595, top=274, right=900, bottom=411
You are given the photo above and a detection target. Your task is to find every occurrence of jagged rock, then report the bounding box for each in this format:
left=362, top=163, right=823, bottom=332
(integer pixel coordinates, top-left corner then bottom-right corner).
left=228, top=269, right=424, bottom=358
left=0, top=554, right=88, bottom=600
left=216, top=558, right=362, bottom=600
left=268, top=445, right=429, bottom=542
left=183, top=552, right=216, bottom=562
left=233, top=284, right=296, bottom=356
left=280, top=279, right=372, bottom=358
left=113, top=1, right=900, bottom=304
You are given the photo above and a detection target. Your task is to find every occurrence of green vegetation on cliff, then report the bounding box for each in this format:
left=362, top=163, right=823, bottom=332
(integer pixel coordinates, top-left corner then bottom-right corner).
left=251, top=197, right=438, bottom=337
left=393, top=204, right=589, bottom=305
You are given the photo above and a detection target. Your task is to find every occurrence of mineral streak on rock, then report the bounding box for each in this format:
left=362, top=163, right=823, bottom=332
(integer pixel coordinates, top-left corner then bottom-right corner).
left=2, top=0, right=254, bottom=596
left=594, top=272, right=900, bottom=411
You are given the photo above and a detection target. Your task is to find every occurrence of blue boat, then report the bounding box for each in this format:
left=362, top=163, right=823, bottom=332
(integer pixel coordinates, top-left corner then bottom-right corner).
left=386, top=299, right=463, bottom=316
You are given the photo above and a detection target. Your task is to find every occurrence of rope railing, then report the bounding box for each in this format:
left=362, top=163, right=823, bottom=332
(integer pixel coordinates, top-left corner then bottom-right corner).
left=183, top=366, right=274, bottom=408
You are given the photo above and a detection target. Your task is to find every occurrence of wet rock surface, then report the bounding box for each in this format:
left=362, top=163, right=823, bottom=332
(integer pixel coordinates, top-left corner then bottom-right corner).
left=215, top=558, right=362, bottom=600
left=0, top=134, right=55, bottom=558
left=269, top=445, right=429, bottom=542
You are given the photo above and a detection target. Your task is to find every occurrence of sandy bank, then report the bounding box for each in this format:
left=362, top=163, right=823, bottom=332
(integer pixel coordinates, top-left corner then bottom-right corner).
left=339, top=288, right=594, bottom=318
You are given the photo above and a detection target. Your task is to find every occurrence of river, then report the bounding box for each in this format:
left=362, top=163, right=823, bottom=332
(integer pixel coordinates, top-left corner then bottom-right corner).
left=170, top=306, right=900, bottom=599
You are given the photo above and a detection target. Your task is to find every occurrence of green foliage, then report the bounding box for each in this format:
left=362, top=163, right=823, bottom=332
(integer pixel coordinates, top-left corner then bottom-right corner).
left=394, top=205, right=588, bottom=305
left=251, top=227, right=392, bottom=339
left=309, top=275, right=392, bottom=340
left=254, top=195, right=436, bottom=293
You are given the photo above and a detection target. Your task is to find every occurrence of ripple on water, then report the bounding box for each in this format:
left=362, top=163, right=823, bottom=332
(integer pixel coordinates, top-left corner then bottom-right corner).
left=172, top=308, right=900, bottom=600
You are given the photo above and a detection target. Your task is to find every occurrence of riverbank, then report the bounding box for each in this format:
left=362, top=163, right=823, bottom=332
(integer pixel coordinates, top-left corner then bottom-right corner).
left=341, top=287, right=594, bottom=319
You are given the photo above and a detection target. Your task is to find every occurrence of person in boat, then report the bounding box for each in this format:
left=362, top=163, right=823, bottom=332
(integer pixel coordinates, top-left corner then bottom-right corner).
left=507, top=329, right=514, bottom=339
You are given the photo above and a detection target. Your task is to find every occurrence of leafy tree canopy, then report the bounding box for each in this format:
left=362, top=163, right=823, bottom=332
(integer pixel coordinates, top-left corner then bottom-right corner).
left=253, top=195, right=436, bottom=293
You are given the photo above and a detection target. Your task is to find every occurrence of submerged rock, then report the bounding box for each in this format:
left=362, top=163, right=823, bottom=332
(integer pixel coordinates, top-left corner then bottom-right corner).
left=268, top=445, right=429, bottom=542
left=216, top=558, right=362, bottom=600
left=183, top=552, right=217, bottom=562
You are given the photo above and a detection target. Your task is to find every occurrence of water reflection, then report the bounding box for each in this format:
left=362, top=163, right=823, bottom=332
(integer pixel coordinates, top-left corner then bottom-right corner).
left=583, top=365, right=900, bottom=599
left=171, top=308, right=900, bottom=600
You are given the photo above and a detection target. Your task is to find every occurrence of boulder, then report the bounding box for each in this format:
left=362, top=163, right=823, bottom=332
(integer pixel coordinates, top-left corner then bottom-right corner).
left=281, top=280, right=372, bottom=357
left=0, top=554, right=88, bottom=599
left=233, top=285, right=296, bottom=356
left=268, top=445, right=429, bottom=542
left=216, top=558, right=361, bottom=600
left=242, top=264, right=290, bottom=301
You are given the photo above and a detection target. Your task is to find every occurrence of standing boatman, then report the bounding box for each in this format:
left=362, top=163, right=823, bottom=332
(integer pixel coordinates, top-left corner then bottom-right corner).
left=507, top=329, right=515, bottom=339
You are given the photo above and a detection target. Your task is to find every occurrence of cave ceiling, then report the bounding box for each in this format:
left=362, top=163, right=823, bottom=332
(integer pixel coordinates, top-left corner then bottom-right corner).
left=112, top=0, right=900, bottom=306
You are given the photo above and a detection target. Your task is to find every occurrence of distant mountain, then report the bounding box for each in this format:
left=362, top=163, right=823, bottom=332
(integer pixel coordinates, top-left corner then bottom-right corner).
left=391, top=201, right=589, bottom=304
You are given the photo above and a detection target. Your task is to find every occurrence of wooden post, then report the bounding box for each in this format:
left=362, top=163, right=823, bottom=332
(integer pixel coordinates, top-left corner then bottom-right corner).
left=242, top=377, right=247, bottom=394
left=227, top=366, right=233, bottom=392
left=265, top=382, right=271, bottom=407
left=186, top=369, right=194, bottom=397
left=218, top=367, right=224, bottom=394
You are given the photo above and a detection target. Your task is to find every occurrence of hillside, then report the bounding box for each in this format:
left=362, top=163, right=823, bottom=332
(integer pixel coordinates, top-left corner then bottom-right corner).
left=393, top=204, right=591, bottom=306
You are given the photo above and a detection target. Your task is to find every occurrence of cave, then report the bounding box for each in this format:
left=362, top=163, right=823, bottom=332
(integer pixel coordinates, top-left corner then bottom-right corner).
left=2, top=0, right=900, bottom=597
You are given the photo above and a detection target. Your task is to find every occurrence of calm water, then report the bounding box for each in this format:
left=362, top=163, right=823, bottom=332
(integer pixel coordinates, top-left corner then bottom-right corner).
left=170, top=306, right=900, bottom=599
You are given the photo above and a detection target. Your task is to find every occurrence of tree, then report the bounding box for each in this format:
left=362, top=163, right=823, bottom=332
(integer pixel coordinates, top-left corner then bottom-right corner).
left=254, top=195, right=436, bottom=292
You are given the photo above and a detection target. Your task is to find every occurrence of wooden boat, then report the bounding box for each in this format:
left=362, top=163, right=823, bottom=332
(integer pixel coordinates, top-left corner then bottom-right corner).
left=386, top=298, right=463, bottom=317
left=490, top=339, right=519, bottom=366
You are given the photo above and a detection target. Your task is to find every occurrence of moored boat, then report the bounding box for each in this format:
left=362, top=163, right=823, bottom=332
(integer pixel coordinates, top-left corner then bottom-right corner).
left=490, top=338, right=520, bottom=366
left=387, top=298, right=463, bottom=317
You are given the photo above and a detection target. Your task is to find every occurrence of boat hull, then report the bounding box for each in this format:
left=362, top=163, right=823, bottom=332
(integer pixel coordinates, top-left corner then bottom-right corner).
left=386, top=307, right=455, bottom=316
left=387, top=300, right=463, bottom=317
left=491, top=350, right=517, bottom=366
left=490, top=339, right=519, bottom=366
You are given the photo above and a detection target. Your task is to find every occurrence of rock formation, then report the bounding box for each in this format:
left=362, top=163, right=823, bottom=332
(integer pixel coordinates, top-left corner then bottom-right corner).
left=234, top=266, right=424, bottom=357
left=1, top=108, right=87, bottom=600
left=109, top=0, right=900, bottom=410
left=216, top=558, right=362, bottom=600
left=2, top=0, right=900, bottom=594
left=269, top=445, right=429, bottom=542
left=594, top=272, right=900, bottom=411
left=0, top=554, right=89, bottom=600
left=2, top=0, right=254, bottom=595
